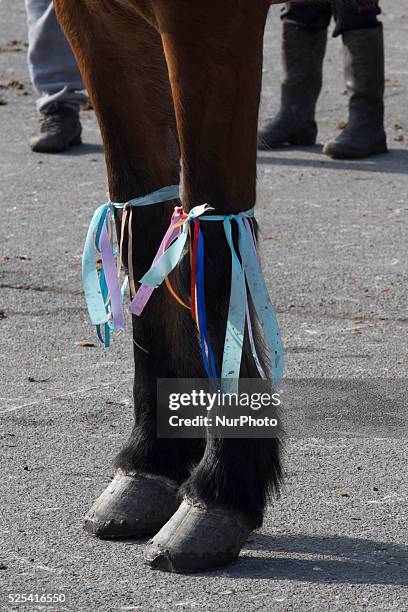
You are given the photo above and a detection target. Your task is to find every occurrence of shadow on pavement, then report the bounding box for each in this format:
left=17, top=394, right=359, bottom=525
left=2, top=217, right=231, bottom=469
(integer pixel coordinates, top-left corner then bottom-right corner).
left=62, top=142, right=104, bottom=156
left=221, top=533, right=408, bottom=585
left=257, top=148, right=408, bottom=174
left=106, top=531, right=408, bottom=585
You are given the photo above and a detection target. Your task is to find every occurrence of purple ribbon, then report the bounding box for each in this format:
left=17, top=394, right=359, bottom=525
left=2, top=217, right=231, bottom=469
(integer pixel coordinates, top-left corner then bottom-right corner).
left=98, top=210, right=125, bottom=329
left=242, top=216, right=266, bottom=379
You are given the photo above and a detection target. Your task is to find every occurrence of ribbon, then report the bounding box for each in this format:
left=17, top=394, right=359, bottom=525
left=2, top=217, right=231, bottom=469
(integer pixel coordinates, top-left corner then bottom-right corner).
left=237, top=216, right=284, bottom=386
left=96, top=267, right=111, bottom=348
left=190, top=221, right=200, bottom=324
left=130, top=207, right=186, bottom=316
left=195, top=224, right=218, bottom=384
left=242, top=218, right=267, bottom=380
left=82, top=203, right=111, bottom=325
left=82, top=185, right=284, bottom=389
left=99, top=208, right=125, bottom=329
left=110, top=184, right=180, bottom=209
left=221, top=217, right=247, bottom=383
left=82, top=185, right=180, bottom=344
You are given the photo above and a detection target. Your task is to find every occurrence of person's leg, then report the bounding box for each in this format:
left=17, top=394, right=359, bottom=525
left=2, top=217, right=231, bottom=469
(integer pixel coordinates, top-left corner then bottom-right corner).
left=323, top=1, right=387, bottom=158
left=25, top=0, right=87, bottom=152
left=258, top=1, right=330, bottom=149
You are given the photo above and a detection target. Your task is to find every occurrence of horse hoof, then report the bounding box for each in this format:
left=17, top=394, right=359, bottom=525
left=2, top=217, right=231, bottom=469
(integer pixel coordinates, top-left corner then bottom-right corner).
left=144, top=498, right=252, bottom=572
left=83, top=470, right=179, bottom=538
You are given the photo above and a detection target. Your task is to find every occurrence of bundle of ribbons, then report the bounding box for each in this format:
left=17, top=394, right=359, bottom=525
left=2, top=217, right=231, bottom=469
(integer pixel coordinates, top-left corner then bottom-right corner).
left=82, top=185, right=284, bottom=392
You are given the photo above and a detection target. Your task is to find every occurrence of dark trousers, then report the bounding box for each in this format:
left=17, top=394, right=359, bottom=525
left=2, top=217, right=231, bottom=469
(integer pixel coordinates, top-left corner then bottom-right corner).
left=282, top=1, right=381, bottom=37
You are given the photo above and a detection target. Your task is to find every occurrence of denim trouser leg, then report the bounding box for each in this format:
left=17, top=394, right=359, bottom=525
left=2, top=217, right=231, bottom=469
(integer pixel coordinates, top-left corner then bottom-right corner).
left=25, top=0, right=87, bottom=112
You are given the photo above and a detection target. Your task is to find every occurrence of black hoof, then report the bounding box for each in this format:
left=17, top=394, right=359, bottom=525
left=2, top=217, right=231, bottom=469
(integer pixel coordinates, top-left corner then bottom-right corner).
left=84, top=470, right=179, bottom=538
left=144, top=498, right=252, bottom=573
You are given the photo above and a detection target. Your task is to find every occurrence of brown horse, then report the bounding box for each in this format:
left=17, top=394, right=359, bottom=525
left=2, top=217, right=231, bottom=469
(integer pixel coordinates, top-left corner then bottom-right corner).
left=54, top=0, right=288, bottom=572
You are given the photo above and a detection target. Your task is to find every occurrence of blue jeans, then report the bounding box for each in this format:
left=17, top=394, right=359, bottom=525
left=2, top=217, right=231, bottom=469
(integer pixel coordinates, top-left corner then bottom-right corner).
left=25, top=0, right=87, bottom=112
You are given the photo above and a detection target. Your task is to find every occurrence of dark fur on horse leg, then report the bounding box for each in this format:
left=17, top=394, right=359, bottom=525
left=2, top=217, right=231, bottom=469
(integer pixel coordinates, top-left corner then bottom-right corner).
left=181, top=221, right=282, bottom=529
left=53, top=0, right=202, bottom=537
left=114, top=313, right=205, bottom=484
left=145, top=0, right=280, bottom=572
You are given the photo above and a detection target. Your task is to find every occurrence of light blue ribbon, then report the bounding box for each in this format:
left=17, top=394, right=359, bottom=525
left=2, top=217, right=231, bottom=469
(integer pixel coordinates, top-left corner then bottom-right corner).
left=82, top=185, right=180, bottom=328
left=82, top=202, right=111, bottom=325
left=237, top=216, right=284, bottom=386
left=110, top=184, right=180, bottom=209
left=221, top=217, right=247, bottom=382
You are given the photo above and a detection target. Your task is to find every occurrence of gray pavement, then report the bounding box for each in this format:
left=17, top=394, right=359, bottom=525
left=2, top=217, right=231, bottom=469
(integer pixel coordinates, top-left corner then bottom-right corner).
left=1, top=1, right=407, bottom=611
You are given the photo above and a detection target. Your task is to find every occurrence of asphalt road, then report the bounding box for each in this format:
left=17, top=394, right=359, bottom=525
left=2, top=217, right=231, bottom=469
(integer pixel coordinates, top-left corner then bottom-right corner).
left=1, top=2, right=407, bottom=611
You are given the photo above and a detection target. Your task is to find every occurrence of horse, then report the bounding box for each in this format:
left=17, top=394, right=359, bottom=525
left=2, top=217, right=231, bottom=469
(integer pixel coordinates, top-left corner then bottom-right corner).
left=53, top=0, right=289, bottom=572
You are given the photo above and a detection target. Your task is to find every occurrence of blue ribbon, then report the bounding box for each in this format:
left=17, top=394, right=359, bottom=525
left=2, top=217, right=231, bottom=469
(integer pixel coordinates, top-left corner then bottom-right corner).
left=96, top=267, right=109, bottom=347
left=196, top=226, right=218, bottom=384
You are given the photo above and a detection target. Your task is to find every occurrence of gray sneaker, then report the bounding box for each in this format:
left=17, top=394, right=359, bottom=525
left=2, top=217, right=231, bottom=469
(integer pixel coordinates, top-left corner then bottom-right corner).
left=29, top=103, right=82, bottom=153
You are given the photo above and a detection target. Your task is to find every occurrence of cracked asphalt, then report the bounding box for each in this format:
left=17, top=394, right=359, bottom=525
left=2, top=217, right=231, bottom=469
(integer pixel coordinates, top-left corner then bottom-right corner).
left=0, top=1, right=407, bottom=611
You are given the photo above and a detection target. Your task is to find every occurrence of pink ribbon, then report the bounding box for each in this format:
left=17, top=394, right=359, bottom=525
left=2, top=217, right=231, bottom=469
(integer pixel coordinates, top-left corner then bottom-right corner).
left=129, top=207, right=185, bottom=316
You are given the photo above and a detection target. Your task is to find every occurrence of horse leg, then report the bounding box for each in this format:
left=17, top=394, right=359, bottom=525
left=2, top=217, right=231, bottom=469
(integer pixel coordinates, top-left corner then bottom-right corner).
left=145, top=0, right=281, bottom=571
left=53, top=0, right=203, bottom=538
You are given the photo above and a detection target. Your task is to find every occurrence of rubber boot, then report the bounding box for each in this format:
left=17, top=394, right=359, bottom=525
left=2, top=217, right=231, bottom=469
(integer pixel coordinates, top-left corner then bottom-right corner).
left=323, top=26, right=387, bottom=159
left=258, top=21, right=327, bottom=149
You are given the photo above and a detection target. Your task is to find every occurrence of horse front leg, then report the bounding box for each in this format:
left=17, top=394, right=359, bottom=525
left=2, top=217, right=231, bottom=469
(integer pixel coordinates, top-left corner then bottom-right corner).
left=145, top=0, right=281, bottom=572
left=53, top=0, right=204, bottom=538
